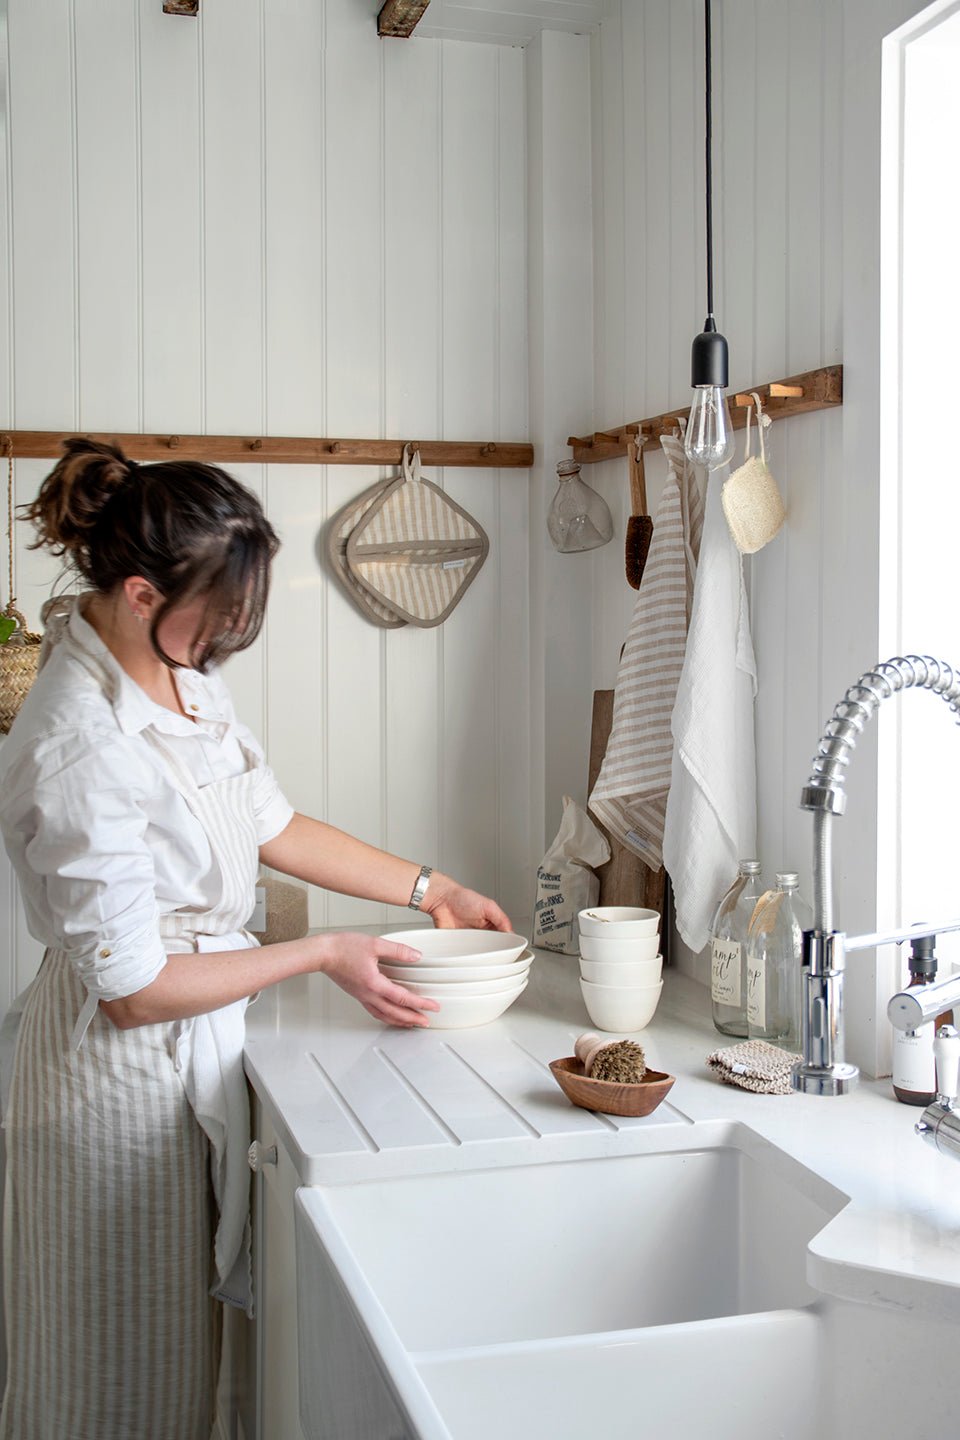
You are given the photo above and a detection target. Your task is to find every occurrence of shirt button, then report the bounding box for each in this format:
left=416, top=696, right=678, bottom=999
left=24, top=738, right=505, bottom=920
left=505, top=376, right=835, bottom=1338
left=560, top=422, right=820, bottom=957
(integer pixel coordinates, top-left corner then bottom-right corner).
left=99, top=947, right=112, bottom=959
left=189, top=703, right=199, bottom=713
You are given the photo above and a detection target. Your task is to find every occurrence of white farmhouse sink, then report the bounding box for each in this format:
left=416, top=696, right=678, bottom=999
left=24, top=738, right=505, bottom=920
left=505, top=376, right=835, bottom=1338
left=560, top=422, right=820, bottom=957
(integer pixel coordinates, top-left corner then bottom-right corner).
left=295, top=1122, right=847, bottom=1440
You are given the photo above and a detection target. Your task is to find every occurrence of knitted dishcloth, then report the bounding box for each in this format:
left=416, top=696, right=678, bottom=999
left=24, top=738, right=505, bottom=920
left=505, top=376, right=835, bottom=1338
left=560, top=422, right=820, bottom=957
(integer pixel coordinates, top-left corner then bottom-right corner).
left=705, top=1040, right=798, bottom=1095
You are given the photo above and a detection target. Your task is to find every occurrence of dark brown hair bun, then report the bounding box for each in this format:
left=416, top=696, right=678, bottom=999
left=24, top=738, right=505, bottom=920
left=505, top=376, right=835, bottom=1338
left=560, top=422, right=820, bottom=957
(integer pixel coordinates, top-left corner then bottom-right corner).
left=24, top=437, right=279, bottom=673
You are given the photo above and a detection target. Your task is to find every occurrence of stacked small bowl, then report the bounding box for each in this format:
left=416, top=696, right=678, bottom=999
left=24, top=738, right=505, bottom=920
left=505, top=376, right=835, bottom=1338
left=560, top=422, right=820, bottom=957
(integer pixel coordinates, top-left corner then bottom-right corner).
left=577, top=907, right=663, bottom=1032
left=379, top=929, right=532, bottom=1029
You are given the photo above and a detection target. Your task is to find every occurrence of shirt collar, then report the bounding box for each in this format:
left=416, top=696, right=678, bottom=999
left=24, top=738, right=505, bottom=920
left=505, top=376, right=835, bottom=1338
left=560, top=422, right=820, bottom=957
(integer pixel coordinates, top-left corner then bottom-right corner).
left=65, top=599, right=227, bottom=739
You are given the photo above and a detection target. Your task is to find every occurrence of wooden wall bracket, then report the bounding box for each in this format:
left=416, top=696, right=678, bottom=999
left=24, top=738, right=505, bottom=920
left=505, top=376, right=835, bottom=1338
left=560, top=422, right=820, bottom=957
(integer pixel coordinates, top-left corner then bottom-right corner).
left=568, top=363, right=842, bottom=464
left=0, top=430, right=533, bottom=469
left=377, top=0, right=431, bottom=38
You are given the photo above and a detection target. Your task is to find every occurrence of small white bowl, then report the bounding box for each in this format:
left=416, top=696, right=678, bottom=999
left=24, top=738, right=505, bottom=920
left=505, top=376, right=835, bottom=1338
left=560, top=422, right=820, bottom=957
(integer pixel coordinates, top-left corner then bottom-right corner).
left=579, top=933, right=660, bottom=963
left=380, top=950, right=533, bottom=984
left=578, top=907, right=660, bottom=939
left=579, top=956, right=662, bottom=987
left=393, top=972, right=524, bottom=998
left=379, top=929, right=528, bottom=966
left=421, top=981, right=528, bottom=1029
left=579, top=977, right=663, bottom=1032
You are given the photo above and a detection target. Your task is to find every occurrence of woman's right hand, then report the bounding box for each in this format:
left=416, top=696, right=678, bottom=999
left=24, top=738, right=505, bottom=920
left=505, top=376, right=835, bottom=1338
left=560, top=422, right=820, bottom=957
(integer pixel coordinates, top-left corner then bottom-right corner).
left=315, top=932, right=440, bottom=1028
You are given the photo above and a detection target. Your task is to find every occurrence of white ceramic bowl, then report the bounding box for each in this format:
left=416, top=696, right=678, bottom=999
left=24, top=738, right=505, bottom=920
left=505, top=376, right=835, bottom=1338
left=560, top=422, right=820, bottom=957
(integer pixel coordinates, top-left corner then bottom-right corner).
left=578, top=907, right=660, bottom=939
left=379, top=929, right=528, bottom=966
left=579, top=977, right=663, bottom=1032
left=420, top=980, right=528, bottom=1030
left=579, top=933, right=660, bottom=963
left=380, top=950, right=533, bottom=984
left=393, top=972, right=524, bottom=998
left=579, top=956, right=662, bottom=987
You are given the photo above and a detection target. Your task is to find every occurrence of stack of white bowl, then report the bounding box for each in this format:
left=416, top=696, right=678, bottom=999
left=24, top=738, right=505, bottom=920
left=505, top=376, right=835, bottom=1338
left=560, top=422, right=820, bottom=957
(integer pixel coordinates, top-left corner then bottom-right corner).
left=379, top=929, right=532, bottom=1029
left=577, top=907, right=663, bottom=1032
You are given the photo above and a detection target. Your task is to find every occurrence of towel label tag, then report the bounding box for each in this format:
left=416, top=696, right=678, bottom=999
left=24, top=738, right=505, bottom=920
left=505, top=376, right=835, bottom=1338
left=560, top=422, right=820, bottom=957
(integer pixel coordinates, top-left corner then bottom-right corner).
left=625, top=829, right=660, bottom=865
left=746, top=952, right=765, bottom=1028
left=711, top=937, right=741, bottom=1006
left=442, top=558, right=468, bottom=570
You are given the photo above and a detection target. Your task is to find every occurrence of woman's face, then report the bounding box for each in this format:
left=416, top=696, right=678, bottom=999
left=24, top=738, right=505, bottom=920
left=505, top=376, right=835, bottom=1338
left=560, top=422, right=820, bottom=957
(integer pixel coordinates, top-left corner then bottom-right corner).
left=153, top=593, right=242, bottom=669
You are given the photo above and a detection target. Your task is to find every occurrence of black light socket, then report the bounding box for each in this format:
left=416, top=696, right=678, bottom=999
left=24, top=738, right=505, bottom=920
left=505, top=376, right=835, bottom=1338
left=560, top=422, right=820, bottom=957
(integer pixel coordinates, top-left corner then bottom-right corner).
left=690, top=318, right=729, bottom=388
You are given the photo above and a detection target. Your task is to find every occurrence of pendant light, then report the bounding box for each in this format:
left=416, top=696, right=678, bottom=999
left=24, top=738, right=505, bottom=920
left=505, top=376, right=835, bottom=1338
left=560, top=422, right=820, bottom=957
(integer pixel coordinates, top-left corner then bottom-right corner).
left=684, top=0, right=735, bottom=471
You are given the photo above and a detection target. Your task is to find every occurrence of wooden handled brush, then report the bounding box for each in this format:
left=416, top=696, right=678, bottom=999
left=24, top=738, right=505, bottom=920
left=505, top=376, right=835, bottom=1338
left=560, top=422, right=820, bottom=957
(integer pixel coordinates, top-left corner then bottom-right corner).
left=625, top=438, right=653, bottom=589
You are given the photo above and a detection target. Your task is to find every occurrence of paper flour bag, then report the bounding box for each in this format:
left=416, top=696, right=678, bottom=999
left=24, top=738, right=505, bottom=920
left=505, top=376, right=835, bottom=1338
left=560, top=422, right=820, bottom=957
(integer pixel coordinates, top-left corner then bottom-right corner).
left=534, top=795, right=611, bottom=954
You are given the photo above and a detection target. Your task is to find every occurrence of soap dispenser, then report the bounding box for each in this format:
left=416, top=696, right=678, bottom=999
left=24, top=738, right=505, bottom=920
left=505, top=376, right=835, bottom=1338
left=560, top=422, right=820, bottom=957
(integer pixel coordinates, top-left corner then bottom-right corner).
left=892, top=935, right=954, bottom=1106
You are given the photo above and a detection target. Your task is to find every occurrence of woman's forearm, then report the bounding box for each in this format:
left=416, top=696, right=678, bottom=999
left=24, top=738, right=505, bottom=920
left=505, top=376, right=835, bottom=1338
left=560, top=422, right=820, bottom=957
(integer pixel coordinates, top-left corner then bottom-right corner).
left=259, top=812, right=431, bottom=908
left=100, top=934, right=324, bottom=1028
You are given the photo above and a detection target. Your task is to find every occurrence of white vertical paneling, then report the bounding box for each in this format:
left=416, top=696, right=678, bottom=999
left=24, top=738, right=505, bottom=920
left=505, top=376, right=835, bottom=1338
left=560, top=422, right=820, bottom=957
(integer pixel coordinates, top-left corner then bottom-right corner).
left=74, top=1, right=139, bottom=428
left=667, top=0, right=697, bottom=406
left=323, top=0, right=386, bottom=926
left=641, top=1, right=670, bottom=414
left=0, top=0, right=529, bottom=984
left=201, top=0, right=263, bottom=433
left=138, top=0, right=202, bottom=430
left=263, top=0, right=327, bottom=923
left=8, top=1, right=75, bottom=427
left=495, top=45, right=530, bottom=923
left=382, top=37, right=442, bottom=900
left=441, top=40, right=499, bottom=897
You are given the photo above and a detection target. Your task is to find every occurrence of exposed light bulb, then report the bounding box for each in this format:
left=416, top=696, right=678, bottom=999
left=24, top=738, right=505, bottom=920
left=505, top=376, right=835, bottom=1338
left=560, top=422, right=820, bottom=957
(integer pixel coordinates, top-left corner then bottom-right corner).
left=685, top=384, right=734, bottom=470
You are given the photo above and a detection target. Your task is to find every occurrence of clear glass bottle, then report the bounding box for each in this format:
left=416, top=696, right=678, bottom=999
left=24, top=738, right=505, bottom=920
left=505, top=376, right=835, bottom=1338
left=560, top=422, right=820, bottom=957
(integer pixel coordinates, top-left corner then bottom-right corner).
left=710, top=860, right=764, bottom=1037
left=746, top=873, right=811, bottom=1046
left=547, top=460, right=614, bottom=553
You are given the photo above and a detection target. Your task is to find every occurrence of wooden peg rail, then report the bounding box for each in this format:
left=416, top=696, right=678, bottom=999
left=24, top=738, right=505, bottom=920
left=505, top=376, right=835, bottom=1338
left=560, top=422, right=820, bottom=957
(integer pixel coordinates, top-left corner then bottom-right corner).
left=0, top=430, right=534, bottom=469
left=567, top=364, right=842, bottom=464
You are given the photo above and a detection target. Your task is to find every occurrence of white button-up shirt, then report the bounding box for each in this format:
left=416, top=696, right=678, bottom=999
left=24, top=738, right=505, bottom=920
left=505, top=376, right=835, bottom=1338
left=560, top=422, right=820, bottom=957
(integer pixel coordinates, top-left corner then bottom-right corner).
left=0, top=600, right=294, bottom=1002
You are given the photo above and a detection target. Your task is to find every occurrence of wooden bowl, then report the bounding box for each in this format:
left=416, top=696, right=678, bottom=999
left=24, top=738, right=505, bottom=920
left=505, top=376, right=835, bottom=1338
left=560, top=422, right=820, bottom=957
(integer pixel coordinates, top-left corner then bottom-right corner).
left=548, top=1056, right=675, bottom=1118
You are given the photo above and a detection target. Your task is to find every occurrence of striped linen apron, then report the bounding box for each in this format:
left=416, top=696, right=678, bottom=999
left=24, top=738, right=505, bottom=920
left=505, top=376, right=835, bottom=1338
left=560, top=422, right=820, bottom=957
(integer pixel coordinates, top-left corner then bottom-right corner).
left=1, top=727, right=261, bottom=1440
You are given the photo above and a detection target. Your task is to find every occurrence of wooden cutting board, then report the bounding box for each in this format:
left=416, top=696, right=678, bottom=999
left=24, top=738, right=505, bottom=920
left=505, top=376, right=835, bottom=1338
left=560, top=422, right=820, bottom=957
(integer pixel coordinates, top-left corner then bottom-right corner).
left=588, top=689, right=667, bottom=919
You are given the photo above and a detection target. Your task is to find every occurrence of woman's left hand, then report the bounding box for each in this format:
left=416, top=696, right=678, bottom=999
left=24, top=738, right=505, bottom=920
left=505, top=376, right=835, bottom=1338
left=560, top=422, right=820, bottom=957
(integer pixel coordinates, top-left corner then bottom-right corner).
left=420, top=873, right=513, bottom=932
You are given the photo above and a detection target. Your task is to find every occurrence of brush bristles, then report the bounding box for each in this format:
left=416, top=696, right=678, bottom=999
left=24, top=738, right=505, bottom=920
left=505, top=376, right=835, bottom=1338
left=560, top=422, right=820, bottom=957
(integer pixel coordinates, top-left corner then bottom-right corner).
left=590, top=1039, right=647, bottom=1083
left=625, top=515, right=653, bottom=589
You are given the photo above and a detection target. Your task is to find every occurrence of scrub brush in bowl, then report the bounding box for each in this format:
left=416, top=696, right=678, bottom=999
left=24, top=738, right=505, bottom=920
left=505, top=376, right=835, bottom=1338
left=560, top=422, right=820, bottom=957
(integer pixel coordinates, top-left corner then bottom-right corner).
left=574, top=1031, right=647, bottom=1082
left=548, top=1032, right=675, bottom=1117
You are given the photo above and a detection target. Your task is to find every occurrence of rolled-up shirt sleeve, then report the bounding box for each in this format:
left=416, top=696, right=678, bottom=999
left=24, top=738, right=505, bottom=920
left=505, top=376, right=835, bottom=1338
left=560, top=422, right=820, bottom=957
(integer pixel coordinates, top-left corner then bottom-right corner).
left=1, top=730, right=168, bottom=1000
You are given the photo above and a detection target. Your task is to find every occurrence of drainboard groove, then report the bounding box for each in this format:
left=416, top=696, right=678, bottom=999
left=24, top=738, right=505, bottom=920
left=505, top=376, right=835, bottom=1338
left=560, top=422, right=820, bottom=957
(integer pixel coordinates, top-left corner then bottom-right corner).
left=373, top=1046, right=463, bottom=1146
left=505, top=1037, right=620, bottom=1132
left=307, top=1052, right=381, bottom=1153
left=441, top=1043, right=543, bottom=1138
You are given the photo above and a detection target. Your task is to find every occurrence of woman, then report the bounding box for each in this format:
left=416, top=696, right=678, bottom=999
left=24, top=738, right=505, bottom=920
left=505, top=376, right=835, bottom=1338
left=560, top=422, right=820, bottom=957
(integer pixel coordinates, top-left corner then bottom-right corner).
left=0, top=438, right=511, bottom=1439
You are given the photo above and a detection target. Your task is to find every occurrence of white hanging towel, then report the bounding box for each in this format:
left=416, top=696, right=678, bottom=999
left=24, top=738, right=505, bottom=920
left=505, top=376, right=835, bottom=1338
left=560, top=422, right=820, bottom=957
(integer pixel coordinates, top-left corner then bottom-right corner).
left=589, top=430, right=704, bottom=868
left=662, top=464, right=758, bottom=953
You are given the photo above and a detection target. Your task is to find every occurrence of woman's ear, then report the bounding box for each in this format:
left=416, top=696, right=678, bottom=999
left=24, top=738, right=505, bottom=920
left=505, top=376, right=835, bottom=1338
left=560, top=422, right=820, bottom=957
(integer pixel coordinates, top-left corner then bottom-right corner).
left=120, top=576, right=162, bottom=622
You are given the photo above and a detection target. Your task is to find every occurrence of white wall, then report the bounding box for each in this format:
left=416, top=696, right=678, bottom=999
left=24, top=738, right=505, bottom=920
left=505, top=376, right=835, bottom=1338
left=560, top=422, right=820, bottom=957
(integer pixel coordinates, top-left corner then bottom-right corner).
left=587, top=0, right=931, bottom=1075
left=0, top=0, right=531, bottom=1010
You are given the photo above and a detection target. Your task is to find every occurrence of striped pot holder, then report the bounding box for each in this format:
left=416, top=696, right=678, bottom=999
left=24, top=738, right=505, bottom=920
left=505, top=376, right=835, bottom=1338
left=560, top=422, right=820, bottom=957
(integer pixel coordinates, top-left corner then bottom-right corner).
left=326, top=478, right=409, bottom=628
left=344, top=446, right=489, bottom=628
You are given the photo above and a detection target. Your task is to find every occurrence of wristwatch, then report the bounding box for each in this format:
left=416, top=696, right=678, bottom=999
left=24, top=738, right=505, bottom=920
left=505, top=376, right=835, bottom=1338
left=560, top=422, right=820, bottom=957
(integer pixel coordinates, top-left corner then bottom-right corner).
left=407, top=865, right=433, bottom=911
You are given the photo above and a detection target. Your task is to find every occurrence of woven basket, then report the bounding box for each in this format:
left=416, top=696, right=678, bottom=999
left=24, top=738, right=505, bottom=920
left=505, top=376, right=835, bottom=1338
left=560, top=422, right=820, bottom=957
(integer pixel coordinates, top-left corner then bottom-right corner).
left=0, top=603, right=41, bottom=734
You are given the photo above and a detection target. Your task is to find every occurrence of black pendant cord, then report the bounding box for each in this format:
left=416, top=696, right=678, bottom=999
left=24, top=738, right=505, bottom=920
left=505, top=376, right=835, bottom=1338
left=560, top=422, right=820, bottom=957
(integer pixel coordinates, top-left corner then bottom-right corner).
left=704, top=0, right=714, bottom=324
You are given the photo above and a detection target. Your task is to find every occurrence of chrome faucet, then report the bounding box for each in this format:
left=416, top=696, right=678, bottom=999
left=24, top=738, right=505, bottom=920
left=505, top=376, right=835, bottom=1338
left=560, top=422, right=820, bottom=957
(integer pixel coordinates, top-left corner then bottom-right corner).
left=792, top=656, right=960, bottom=1098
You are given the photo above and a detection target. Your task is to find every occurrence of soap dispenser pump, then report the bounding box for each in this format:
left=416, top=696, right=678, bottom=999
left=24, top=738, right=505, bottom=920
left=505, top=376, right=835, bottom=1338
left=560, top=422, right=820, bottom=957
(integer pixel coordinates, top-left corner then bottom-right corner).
left=892, top=935, right=955, bottom=1106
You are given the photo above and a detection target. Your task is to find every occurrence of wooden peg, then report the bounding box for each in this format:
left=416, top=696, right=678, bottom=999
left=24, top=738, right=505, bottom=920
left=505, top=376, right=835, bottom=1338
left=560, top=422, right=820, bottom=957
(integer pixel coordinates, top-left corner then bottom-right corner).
left=733, top=393, right=754, bottom=408
left=568, top=435, right=594, bottom=448
left=481, top=443, right=496, bottom=455
left=769, top=383, right=804, bottom=399
left=167, top=435, right=180, bottom=449
left=249, top=437, right=263, bottom=451
left=329, top=442, right=341, bottom=455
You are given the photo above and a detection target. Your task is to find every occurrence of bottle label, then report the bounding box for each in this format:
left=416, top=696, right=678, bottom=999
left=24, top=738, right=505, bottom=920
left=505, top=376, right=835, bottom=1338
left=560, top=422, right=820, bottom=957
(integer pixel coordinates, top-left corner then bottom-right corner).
left=711, top=938, right=741, bottom=1006
left=893, top=1023, right=936, bottom=1095
left=746, top=953, right=765, bottom=1027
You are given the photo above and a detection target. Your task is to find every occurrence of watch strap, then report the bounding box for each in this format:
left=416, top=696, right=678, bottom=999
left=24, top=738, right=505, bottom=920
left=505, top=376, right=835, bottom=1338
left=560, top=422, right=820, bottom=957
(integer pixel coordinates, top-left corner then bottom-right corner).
left=408, top=865, right=433, bottom=911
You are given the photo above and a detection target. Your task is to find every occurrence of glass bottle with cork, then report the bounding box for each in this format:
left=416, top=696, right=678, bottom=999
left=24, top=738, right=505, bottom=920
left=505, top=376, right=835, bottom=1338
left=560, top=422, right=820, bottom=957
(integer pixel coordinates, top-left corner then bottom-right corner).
left=892, top=934, right=955, bottom=1106
left=710, top=859, right=764, bottom=1037
left=745, top=873, right=811, bottom=1046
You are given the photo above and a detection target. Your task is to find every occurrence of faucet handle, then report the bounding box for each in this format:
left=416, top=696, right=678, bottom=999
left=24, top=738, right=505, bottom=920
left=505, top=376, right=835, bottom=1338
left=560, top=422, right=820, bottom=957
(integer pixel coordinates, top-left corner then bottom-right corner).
left=933, top=1025, right=960, bottom=1106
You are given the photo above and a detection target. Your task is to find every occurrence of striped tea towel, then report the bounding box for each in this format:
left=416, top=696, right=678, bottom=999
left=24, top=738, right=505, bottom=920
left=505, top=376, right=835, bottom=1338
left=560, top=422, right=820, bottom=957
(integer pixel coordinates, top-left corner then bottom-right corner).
left=588, top=430, right=704, bottom=868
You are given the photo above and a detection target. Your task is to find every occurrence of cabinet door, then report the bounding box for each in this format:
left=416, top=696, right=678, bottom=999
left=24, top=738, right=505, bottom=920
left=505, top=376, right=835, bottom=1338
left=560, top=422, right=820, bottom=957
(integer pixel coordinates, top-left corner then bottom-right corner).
left=251, top=1095, right=308, bottom=1440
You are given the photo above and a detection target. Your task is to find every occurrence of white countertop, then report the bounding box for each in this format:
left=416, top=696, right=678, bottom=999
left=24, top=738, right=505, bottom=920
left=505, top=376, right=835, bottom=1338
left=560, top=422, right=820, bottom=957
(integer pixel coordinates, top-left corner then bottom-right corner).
left=244, top=933, right=960, bottom=1320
